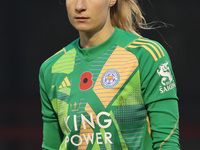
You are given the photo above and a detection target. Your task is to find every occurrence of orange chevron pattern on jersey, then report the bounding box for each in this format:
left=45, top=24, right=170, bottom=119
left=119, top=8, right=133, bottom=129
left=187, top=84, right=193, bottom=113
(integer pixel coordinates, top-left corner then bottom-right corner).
left=85, top=103, right=97, bottom=124
left=78, top=123, right=94, bottom=150
left=78, top=103, right=97, bottom=150
left=93, top=46, right=138, bottom=108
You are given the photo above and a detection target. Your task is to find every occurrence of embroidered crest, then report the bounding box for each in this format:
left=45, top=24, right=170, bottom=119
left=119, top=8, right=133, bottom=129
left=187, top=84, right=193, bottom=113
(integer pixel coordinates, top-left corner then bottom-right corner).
left=101, top=69, right=120, bottom=88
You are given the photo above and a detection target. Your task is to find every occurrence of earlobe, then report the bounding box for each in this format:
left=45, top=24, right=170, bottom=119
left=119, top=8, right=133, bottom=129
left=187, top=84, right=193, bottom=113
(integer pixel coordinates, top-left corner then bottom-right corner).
left=109, top=0, right=117, bottom=7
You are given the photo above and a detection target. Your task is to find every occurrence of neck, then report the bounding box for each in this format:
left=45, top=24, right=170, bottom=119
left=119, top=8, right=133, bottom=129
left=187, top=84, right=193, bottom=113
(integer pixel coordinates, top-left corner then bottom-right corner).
left=79, top=22, right=114, bottom=48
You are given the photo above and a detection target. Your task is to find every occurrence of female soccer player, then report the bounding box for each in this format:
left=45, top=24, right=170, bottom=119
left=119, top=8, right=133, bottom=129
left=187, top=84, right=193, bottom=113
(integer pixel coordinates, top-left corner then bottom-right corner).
left=39, top=0, right=180, bottom=149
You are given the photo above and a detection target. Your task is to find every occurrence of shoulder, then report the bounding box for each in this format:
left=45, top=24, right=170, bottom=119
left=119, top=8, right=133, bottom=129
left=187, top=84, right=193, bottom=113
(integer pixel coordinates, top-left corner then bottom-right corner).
left=39, top=39, right=78, bottom=74
left=115, top=28, right=168, bottom=62
left=126, top=37, right=167, bottom=62
left=115, top=28, right=171, bottom=68
left=125, top=37, right=174, bottom=78
left=115, top=28, right=140, bottom=47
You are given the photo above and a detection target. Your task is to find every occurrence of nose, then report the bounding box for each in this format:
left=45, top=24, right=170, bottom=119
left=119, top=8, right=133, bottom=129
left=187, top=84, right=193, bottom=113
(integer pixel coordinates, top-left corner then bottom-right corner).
left=75, top=0, right=86, bottom=13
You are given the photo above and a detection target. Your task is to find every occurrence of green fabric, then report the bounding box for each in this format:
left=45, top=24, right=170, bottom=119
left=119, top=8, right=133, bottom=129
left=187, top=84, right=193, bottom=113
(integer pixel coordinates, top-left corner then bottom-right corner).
left=39, top=27, right=179, bottom=149
left=147, top=100, right=180, bottom=150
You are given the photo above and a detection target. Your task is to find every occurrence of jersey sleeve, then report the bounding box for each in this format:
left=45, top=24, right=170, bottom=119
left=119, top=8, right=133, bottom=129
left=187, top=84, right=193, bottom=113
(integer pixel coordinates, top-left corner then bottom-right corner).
left=139, top=41, right=180, bottom=149
left=147, top=100, right=180, bottom=149
left=140, top=44, right=178, bottom=104
left=39, top=63, right=63, bottom=150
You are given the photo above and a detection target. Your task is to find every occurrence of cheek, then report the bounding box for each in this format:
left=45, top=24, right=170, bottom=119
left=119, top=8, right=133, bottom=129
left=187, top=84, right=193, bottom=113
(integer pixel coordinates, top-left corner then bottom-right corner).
left=66, top=2, right=73, bottom=17
left=93, top=8, right=109, bottom=24
left=93, top=3, right=110, bottom=18
left=66, top=7, right=73, bottom=22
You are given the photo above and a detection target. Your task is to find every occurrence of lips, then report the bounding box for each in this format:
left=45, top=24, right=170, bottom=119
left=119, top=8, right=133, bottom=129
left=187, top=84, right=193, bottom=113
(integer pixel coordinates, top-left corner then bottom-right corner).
left=75, top=17, right=89, bottom=19
left=75, top=17, right=89, bottom=22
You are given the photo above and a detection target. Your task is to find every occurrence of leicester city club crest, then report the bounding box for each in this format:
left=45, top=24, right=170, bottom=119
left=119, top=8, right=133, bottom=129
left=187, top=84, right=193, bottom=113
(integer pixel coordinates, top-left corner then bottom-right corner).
left=101, top=69, right=120, bottom=88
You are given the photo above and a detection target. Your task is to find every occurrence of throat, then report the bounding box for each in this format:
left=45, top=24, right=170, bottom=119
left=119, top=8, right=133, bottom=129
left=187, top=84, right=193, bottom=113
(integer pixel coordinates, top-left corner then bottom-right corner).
left=79, top=27, right=115, bottom=48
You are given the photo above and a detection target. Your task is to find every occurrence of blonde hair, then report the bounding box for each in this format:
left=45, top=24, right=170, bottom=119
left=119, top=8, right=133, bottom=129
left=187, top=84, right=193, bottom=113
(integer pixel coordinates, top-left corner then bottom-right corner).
left=110, top=0, right=148, bottom=36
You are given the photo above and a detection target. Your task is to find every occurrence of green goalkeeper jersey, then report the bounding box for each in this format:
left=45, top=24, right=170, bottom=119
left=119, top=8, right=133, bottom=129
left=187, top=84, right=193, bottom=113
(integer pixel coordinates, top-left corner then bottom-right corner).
left=39, top=27, right=180, bottom=150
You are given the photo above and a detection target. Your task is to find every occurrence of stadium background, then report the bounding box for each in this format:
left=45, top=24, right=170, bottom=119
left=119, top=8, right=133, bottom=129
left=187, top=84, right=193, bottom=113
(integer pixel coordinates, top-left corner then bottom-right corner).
left=0, top=0, right=199, bottom=149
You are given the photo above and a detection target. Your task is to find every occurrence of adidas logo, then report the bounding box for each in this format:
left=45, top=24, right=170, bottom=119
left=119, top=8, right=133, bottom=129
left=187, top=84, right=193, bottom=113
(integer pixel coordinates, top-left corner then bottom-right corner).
left=59, top=76, right=71, bottom=89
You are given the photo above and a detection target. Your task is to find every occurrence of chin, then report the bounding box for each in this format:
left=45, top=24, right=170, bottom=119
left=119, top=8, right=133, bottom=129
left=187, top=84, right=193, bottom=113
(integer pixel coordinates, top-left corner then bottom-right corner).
left=73, top=23, right=102, bottom=34
left=76, top=28, right=95, bottom=34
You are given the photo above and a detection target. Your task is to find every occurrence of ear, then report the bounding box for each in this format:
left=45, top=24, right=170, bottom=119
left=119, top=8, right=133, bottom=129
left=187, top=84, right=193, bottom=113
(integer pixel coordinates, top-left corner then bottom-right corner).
left=109, top=0, right=117, bottom=7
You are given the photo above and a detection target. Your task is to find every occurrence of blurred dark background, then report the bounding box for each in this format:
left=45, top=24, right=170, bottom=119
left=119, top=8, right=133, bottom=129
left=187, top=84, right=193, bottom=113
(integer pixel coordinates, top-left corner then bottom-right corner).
left=0, top=0, right=199, bottom=149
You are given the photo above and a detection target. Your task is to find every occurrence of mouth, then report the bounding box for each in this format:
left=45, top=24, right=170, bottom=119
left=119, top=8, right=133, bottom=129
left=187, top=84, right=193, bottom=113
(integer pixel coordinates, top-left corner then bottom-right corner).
left=75, top=17, right=90, bottom=22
